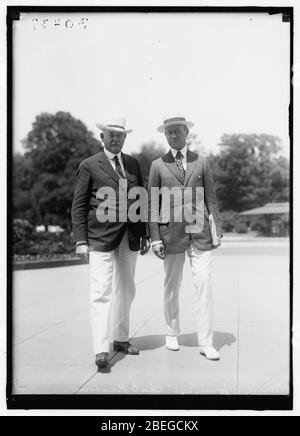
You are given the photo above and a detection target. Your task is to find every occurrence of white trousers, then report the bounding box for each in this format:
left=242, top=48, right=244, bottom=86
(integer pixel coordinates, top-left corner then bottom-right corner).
left=164, top=243, right=213, bottom=347
left=89, top=232, right=138, bottom=354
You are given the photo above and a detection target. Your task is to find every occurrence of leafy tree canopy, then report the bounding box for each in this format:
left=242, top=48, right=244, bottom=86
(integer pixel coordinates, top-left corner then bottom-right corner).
left=14, top=111, right=102, bottom=228
left=208, top=133, right=289, bottom=212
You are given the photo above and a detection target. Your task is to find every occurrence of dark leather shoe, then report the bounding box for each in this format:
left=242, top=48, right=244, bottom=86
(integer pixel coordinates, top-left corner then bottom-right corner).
left=113, top=341, right=140, bottom=355
left=95, top=352, right=110, bottom=371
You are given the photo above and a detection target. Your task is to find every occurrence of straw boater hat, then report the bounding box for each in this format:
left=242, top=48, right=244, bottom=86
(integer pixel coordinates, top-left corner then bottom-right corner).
left=157, top=115, right=194, bottom=133
left=96, top=116, right=133, bottom=134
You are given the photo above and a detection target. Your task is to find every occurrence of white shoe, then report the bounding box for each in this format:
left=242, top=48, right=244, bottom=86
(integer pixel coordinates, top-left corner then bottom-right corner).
left=166, top=336, right=180, bottom=351
left=200, top=346, right=220, bottom=361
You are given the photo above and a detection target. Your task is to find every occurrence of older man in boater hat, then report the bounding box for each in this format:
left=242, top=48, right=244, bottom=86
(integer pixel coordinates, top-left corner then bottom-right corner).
left=71, top=116, right=150, bottom=371
left=148, top=115, right=223, bottom=360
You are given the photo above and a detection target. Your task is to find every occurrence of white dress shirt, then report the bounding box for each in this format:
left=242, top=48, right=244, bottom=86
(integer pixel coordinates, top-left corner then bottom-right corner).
left=104, top=147, right=125, bottom=176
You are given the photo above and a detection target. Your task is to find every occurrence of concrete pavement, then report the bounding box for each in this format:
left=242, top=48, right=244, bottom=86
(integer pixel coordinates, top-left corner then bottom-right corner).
left=12, top=238, right=290, bottom=396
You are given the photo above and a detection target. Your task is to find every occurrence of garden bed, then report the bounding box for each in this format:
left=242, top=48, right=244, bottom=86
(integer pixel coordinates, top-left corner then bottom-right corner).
left=13, top=254, right=88, bottom=270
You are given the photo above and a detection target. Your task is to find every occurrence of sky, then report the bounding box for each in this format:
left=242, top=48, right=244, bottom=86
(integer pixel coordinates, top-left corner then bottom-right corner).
left=13, top=11, right=290, bottom=156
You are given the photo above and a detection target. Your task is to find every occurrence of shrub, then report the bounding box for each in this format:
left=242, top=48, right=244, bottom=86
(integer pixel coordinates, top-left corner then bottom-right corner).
left=220, top=210, right=250, bottom=233
left=12, top=219, right=35, bottom=254
left=12, top=219, right=75, bottom=257
left=220, top=211, right=238, bottom=232
left=252, top=218, right=268, bottom=234
left=12, top=219, right=34, bottom=243
left=234, top=219, right=248, bottom=234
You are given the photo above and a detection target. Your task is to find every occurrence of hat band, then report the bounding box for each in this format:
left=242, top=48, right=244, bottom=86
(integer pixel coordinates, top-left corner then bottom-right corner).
left=107, top=124, right=125, bottom=130
left=164, top=117, right=186, bottom=125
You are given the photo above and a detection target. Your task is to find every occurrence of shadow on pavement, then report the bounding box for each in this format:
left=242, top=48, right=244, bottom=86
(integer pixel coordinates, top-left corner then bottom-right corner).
left=131, top=334, right=165, bottom=351
left=108, top=335, right=165, bottom=366
left=213, top=331, right=237, bottom=351
left=108, top=336, right=166, bottom=368
left=130, top=331, right=236, bottom=352
left=179, top=331, right=236, bottom=351
left=109, top=352, right=126, bottom=368
left=108, top=332, right=236, bottom=367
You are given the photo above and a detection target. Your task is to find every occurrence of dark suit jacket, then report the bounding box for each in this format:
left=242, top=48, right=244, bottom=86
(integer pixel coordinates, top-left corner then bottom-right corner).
left=148, top=149, right=222, bottom=254
left=71, top=150, right=147, bottom=252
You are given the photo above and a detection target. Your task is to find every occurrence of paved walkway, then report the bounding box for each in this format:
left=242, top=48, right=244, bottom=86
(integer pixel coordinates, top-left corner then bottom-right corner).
left=12, top=239, right=290, bottom=396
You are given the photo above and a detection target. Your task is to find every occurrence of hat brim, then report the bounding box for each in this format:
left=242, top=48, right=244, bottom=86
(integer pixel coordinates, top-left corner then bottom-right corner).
left=157, top=120, right=194, bottom=133
left=96, top=123, right=133, bottom=134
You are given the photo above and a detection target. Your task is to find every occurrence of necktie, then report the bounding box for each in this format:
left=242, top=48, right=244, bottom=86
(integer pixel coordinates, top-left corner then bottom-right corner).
left=113, top=155, right=125, bottom=178
left=175, top=150, right=185, bottom=182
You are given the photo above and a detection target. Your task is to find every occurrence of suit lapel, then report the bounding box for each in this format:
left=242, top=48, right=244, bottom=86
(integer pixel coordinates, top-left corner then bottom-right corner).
left=121, top=153, right=133, bottom=183
left=162, top=150, right=184, bottom=185
left=184, top=150, right=198, bottom=186
left=97, top=151, right=120, bottom=184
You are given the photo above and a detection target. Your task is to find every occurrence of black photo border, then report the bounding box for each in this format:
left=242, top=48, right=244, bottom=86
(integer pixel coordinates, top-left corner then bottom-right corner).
left=6, top=5, right=294, bottom=411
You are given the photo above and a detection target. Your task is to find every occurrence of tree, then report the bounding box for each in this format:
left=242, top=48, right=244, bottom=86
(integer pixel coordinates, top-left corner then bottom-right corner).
left=186, top=132, right=206, bottom=155
left=13, top=153, right=37, bottom=224
left=269, top=156, right=289, bottom=202
left=14, top=111, right=102, bottom=229
left=209, top=134, right=289, bottom=212
left=132, top=141, right=167, bottom=185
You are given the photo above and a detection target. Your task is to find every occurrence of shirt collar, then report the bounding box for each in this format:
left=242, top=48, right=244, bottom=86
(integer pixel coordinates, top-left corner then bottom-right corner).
left=104, top=147, right=122, bottom=162
left=170, top=145, right=187, bottom=159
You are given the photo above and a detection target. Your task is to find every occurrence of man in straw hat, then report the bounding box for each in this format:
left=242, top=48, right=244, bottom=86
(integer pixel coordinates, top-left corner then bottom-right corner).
left=71, top=116, right=150, bottom=372
left=148, top=115, right=223, bottom=360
